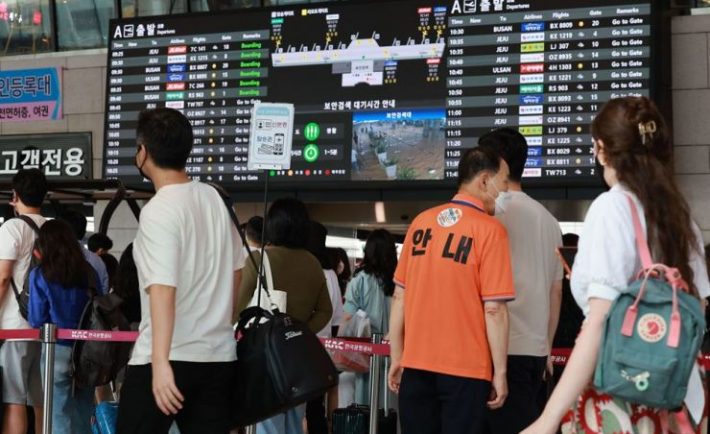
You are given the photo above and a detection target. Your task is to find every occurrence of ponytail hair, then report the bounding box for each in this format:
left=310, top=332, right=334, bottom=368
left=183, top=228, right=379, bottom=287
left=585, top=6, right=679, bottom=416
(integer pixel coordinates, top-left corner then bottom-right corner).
left=591, top=96, right=699, bottom=295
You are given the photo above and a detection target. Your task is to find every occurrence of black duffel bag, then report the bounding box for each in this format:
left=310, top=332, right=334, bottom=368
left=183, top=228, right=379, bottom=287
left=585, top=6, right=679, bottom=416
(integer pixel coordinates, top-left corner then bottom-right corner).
left=232, top=306, right=339, bottom=427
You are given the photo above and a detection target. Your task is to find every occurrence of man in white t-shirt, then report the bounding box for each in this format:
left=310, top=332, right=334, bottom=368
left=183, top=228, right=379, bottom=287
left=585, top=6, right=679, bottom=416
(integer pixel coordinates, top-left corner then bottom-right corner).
left=0, top=168, right=47, bottom=434
left=116, top=108, right=245, bottom=434
left=479, top=128, right=563, bottom=434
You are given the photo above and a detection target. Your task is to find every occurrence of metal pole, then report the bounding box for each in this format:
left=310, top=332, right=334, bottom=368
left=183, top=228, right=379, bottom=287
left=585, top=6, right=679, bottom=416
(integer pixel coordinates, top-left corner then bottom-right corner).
left=41, top=323, right=57, bottom=434
left=369, top=333, right=383, bottom=434
left=383, top=356, right=390, bottom=417
left=244, top=425, right=256, bottom=434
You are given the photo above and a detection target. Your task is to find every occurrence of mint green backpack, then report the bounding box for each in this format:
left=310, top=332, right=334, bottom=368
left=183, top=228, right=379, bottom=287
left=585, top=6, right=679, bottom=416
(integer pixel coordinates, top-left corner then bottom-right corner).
left=593, top=195, right=706, bottom=409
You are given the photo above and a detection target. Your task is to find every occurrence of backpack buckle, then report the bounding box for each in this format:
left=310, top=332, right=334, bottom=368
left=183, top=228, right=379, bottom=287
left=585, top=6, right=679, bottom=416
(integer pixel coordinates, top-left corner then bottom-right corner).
left=621, top=370, right=650, bottom=391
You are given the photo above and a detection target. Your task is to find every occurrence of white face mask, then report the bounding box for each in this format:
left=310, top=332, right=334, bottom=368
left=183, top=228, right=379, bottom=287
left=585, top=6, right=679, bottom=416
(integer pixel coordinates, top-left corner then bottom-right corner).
left=495, top=191, right=510, bottom=215
left=484, top=178, right=504, bottom=215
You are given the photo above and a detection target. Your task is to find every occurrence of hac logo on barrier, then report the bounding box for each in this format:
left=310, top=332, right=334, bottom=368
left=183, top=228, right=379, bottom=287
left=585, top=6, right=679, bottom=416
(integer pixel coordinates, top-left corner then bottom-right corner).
left=323, top=338, right=345, bottom=351
left=69, top=330, right=113, bottom=340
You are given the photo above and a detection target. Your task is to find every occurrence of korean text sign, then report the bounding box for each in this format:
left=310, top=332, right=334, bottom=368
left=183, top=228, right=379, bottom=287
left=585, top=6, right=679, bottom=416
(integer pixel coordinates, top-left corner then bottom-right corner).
left=0, top=133, right=91, bottom=180
left=0, top=68, right=62, bottom=122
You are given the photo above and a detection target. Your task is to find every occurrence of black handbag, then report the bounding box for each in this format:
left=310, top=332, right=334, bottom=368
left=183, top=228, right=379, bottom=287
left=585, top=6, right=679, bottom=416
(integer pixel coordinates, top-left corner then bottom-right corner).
left=207, top=183, right=339, bottom=427
left=232, top=307, right=339, bottom=427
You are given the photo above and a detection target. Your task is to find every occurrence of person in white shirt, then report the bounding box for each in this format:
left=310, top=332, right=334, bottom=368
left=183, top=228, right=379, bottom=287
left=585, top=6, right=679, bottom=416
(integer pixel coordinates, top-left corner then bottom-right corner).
left=522, top=97, right=710, bottom=434
left=0, top=168, right=47, bottom=434
left=116, top=108, right=245, bottom=434
left=478, top=128, right=563, bottom=434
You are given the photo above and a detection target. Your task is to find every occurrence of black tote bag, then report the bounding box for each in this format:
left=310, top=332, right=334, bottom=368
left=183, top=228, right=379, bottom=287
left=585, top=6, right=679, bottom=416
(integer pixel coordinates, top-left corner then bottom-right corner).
left=232, top=307, right=339, bottom=427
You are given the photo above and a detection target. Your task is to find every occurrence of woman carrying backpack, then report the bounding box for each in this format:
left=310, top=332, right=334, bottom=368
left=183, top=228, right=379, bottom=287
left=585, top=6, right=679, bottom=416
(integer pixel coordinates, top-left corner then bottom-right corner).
left=28, top=219, right=97, bottom=434
left=522, top=96, right=710, bottom=434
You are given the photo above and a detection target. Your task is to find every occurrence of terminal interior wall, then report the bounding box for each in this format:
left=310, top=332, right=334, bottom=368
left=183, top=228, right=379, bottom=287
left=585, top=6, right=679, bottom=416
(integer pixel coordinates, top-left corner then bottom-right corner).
left=671, top=15, right=710, bottom=245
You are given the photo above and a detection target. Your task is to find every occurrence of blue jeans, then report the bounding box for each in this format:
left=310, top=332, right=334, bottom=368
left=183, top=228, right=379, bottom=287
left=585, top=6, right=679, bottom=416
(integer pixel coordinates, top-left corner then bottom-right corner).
left=41, top=345, right=95, bottom=434
left=256, top=404, right=306, bottom=434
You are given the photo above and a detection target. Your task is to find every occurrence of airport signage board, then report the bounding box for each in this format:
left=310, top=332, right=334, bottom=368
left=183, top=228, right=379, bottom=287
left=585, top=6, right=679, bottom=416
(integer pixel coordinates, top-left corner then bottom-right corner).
left=0, top=133, right=91, bottom=180
left=103, top=0, right=654, bottom=189
left=0, top=68, right=62, bottom=122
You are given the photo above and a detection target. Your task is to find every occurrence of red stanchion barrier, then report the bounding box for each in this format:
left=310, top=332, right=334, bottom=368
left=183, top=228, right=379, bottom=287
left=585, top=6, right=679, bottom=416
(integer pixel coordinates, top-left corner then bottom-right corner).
left=320, top=337, right=391, bottom=357
left=551, top=348, right=572, bottom=366
left=3, top=327, right=710, bottom=369
left=0, top=329, right=40, bottom=340
left=56, top=329, right=139, bottom=342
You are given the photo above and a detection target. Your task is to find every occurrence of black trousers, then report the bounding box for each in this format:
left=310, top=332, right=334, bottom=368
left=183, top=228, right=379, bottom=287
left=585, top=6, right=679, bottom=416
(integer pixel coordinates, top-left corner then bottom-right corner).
left=305, top=394, right=328, bottom=434
left=399, top=368, right=491, bottom=434
left=116, top=361, right=237, bottom=434
left=483, top=355, right=547, bottom=434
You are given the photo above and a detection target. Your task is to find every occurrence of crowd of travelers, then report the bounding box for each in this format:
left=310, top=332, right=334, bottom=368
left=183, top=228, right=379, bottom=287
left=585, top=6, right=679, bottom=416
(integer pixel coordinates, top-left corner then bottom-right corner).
left=0, top=95, right=708, bottom=434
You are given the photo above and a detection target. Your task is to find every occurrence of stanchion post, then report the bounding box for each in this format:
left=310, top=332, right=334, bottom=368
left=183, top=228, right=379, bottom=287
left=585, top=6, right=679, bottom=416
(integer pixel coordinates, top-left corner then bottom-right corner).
left=41, top=323, right=57, bottom=434
left=369, top=333, right=383, bottom=434
left=383, top=355, right=390, bottom=417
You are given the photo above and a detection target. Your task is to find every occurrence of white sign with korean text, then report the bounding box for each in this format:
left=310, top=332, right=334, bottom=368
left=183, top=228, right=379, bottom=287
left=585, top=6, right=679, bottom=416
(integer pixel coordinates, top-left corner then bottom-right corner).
left=247, top=103, right=294, bottom=171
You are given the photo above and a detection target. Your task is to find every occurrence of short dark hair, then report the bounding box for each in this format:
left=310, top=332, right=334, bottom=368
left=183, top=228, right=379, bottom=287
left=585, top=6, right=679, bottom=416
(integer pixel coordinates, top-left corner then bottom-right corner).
left=562, top=233, right=580, bottom=247
left=88, top=233, right=113, bottom=253
left=457, top=146, right=501, bottom=188
left=12, top=168, right=47, bottom=208
left=266, top=197, right=310, bottom=249
left=477, top=128, right=528, bottom=182
left=136, top=108, right=194, bottom=170
left=57, top=209, right=87, bottom=241
left=244, top=216, right=264, bottom=245
left=305, top=221, right=332, bottom=270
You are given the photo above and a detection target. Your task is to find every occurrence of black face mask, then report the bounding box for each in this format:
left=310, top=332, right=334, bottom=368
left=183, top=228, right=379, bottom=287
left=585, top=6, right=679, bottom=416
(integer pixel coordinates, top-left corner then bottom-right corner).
left=135, top=146, right=150, bottom=182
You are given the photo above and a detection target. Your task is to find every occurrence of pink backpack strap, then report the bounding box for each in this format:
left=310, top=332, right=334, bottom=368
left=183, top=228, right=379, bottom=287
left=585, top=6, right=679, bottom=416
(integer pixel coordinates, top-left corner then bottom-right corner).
left=625, top=194, right=654, bottom=270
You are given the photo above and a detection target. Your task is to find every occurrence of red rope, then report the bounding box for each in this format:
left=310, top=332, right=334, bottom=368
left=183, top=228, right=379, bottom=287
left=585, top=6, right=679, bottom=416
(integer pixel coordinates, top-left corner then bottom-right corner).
left=0, top=329, right=40, bottom=340
left=3, top=327, right=709, bottom=367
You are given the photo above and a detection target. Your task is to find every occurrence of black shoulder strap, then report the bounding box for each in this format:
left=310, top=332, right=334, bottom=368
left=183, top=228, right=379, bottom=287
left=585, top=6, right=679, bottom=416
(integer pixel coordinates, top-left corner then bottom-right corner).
left=9, top=215, right=41, bottom=298
left=16, top=215, right=40, bottom=234
left=206, top=183, right=260, bottom=273
left=85, top=262, right=99, bottom=298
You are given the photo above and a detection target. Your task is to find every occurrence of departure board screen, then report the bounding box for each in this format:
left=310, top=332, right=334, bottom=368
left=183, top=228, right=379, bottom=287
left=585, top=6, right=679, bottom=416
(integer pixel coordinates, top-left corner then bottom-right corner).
left=103, top=0, right=655, bottom=189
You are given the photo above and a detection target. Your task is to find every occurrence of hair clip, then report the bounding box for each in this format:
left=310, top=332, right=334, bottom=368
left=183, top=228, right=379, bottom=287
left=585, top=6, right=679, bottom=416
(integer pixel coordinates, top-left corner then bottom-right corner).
left=638, top=121, right=657, bottom=146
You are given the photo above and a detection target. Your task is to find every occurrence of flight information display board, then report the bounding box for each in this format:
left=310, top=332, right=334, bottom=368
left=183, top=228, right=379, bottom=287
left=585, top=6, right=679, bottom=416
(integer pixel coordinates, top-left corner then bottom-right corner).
left=103, top=0, right=655, bottom=189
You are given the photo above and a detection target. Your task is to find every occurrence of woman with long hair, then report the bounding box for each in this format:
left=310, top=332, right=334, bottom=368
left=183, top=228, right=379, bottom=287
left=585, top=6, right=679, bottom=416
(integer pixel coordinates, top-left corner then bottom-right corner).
left=522, top=97, right=710, bottom=433
left=28, top=219, right=97, bottom=434
left=342, top=229, right=398, bottom=405
left=237, top=198, right=333, bottom=434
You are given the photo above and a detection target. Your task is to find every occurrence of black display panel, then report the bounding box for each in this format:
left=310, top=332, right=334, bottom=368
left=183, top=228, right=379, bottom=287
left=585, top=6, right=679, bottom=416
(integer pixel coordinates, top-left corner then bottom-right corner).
left=103, top=0, right=655, bottom=190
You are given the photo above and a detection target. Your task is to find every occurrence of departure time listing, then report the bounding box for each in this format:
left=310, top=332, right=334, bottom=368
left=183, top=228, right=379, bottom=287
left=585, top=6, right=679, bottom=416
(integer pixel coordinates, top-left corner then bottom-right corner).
left=444, top=1, right=651, bottom=181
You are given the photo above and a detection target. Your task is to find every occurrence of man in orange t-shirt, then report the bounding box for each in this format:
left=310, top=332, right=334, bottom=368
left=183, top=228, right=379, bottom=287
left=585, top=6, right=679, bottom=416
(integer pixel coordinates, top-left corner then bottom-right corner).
left=388, top=146, right=515, bottom=434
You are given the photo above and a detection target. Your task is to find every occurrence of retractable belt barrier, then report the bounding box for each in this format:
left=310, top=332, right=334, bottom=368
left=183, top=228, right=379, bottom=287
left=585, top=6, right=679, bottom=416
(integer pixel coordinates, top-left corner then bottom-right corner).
left=2, top=327, right=709, bottom=365
left=2, top=326, right=710, bottom=434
